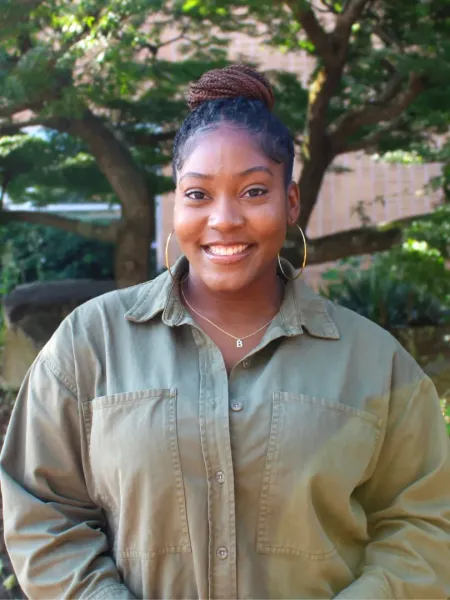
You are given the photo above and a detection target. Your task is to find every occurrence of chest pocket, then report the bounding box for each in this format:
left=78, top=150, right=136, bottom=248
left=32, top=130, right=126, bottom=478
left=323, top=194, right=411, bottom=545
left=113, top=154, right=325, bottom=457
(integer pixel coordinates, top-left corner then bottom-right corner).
left=82, top=388, right=191, bottom=558
left=257, top=392, right=380, bottom=560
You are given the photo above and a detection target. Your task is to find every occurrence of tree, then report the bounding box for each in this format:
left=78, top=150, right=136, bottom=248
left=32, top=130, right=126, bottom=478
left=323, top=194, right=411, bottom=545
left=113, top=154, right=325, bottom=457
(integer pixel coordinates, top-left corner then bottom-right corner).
left=0, top=0, right=225, bottom=286
left=182, top=0, right=450, bottom=264
left=2, top=1, right=450, bottom=285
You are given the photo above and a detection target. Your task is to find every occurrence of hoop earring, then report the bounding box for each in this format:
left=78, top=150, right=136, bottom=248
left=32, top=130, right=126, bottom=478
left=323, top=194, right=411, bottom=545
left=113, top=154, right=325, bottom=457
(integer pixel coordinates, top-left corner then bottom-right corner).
left=278, top=223, right=307, bottom=281
left=165, top=229, right=177, bottom=281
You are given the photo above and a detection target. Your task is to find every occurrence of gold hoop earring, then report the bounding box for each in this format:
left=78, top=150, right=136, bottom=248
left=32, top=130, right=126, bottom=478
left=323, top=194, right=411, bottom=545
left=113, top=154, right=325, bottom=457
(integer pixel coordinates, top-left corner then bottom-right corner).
left=165, top=229, right=177, bottom=281
left=278, top=223, right=307, bottom=281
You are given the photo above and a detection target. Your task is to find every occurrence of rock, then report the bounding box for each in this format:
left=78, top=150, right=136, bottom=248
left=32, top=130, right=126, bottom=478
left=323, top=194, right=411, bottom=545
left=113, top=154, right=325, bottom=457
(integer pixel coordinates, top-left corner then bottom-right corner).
left=1, top=280, right=116, bottom=388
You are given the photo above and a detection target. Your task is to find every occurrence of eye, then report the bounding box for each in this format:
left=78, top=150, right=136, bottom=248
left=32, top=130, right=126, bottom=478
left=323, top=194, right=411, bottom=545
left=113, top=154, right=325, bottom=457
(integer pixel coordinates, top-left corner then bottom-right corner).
left=243, top=187, right=268, bottom=198
left=185, top=190, right=208, bottom=201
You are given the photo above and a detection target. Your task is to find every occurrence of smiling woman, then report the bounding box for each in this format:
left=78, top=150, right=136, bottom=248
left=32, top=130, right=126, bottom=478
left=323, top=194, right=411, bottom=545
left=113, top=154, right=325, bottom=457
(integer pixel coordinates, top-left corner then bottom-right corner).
left=1, top=65, right=450, bottom=600
left=172, top=120, right=298, bottom=364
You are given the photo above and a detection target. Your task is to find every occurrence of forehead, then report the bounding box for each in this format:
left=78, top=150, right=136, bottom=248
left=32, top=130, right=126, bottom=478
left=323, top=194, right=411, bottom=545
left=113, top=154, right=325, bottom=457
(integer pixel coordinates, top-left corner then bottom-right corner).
left=180, top=124, right=278, bottom=176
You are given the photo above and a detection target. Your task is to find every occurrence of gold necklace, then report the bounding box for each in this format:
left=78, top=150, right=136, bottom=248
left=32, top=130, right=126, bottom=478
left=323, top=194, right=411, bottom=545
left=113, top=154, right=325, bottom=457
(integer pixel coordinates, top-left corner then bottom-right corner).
left=180, top=279, right=283, bottom=348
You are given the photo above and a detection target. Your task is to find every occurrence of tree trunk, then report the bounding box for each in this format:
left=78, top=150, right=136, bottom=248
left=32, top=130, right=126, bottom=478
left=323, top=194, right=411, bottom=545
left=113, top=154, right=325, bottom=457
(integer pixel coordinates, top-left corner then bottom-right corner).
left=114, top=211, right=153, bottom=289
left=298, top=150, right=333, bottom=231
left=67, top=112, right=155, bottom=287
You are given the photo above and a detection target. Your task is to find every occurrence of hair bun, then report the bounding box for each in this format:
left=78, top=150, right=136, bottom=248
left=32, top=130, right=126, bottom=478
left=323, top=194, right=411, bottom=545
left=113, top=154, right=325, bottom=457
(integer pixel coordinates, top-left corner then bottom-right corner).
left=188, top=64, right=275, bottom=112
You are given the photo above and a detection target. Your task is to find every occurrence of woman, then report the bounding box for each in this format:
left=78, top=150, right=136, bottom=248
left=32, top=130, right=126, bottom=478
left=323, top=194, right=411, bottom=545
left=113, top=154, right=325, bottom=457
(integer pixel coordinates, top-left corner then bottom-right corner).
left=1, top=65, right=450, bottom=600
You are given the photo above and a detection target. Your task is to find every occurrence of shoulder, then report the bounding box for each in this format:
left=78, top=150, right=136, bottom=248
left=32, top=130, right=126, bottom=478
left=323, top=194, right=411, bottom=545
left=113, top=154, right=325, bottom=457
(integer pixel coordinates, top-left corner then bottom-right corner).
left=327, top=298, right=395, bottom=345
left=324, top=297, right=424, bottom=384
left=41, top=271, right=168, bottom=379
left=66, top=268, right=169, bottom=328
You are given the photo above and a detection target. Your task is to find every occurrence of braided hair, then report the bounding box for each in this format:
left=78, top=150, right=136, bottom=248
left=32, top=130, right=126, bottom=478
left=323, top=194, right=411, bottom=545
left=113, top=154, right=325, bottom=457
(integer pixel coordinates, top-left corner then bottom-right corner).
left=173, top=65, right=294, bottom=187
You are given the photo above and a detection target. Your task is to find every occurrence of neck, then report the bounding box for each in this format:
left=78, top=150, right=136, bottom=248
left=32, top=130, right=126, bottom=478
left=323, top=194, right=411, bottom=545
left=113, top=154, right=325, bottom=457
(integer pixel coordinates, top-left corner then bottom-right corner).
left=181, top=264, right=284, bottom=329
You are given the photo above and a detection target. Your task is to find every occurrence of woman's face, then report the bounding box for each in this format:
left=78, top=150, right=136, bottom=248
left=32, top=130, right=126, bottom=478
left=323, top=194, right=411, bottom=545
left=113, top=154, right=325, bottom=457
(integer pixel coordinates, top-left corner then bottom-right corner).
left=174, top=124, right=300, bottom=292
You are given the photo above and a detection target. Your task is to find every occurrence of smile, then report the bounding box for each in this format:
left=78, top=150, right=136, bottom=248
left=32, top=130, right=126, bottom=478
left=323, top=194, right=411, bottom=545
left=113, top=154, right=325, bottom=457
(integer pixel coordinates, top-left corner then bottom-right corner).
left=202, top=244, right=254, bottom=264
left=206, top=244, right=250, bottom=256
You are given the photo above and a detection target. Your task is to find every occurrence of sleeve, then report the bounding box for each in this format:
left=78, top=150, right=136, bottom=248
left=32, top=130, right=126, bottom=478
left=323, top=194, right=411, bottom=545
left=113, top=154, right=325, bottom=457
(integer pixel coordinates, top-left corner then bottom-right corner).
left=335, top=374, right=450, bottom=599
left=0, top=353, right=136, bottom=599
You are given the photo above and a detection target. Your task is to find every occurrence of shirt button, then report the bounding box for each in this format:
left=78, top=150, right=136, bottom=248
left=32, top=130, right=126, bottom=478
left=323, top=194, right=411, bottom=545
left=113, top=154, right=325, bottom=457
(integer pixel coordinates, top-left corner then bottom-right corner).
left=231, top=401, right=243, bottom=412
left=217, top=546, right=228, bottom=560
left=215, top=470, right=225, bottom=484
left=242, top=359, right=251, bottom=369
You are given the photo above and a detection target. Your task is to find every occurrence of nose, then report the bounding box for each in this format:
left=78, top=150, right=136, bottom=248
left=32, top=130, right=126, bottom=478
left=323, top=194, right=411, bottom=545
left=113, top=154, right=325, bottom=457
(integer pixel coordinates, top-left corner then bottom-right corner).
left=208, top=197, right=244, bottom=232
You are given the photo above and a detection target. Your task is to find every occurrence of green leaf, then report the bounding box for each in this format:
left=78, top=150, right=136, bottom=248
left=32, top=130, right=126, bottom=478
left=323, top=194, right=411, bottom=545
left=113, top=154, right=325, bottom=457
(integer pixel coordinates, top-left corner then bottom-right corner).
left=3, top=574, right=17, bottom=591
left=182, top=0, right=200, bottom=12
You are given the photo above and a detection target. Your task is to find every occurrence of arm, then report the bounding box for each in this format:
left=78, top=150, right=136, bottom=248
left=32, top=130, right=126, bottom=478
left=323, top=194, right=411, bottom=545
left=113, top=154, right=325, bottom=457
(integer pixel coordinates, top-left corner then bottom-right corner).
left=0, top=353, right=135, bottom=599
left=336, top=375, right=450, bottom=599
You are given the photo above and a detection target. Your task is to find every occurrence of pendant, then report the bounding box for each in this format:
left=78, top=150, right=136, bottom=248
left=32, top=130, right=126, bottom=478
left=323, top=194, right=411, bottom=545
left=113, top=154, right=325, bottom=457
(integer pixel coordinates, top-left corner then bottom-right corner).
left=236, top=339, right=243, bottom=348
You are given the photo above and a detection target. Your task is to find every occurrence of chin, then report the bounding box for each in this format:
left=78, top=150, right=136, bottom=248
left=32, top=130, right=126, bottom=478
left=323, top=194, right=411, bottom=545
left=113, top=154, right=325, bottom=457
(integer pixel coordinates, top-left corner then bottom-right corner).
left=201, top=269, right=253, bottom=292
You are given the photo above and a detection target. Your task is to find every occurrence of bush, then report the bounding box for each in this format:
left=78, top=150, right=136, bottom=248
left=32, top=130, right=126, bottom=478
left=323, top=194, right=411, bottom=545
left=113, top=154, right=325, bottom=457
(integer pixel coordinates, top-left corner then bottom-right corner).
left=321, top=205, right=450, bottom=329
left=322, top=262, right=446, bottom=329
left=0, top=222, right=115, bottom=295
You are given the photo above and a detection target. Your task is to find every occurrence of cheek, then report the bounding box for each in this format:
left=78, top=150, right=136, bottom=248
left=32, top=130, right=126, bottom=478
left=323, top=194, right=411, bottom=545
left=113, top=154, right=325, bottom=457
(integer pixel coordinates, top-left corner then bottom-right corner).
left=251, top=205, right=286, bottom=242
left=173, top=207, right=205, bottom=246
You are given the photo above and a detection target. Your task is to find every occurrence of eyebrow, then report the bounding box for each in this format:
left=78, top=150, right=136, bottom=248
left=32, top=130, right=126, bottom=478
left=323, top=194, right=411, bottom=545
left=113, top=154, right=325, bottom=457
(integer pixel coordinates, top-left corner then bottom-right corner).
left=239, top=166, right=273, bottom=177
left=179, top=166, right=273, bottom=183
left=179, top=172, right=214, bottom=183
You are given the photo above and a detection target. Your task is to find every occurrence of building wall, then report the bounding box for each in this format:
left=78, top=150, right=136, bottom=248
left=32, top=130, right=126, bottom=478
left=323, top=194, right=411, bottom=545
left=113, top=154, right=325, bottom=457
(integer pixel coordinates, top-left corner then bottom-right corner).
left=159, top=33, right=441, bottom=289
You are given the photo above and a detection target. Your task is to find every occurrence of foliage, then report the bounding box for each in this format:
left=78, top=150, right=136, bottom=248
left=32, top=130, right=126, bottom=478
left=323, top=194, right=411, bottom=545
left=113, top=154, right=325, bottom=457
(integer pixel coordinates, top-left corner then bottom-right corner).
left=0, top=0, right=231, bottom=284
left=0, top=130, right=176, bottom=206
left=185, top=0, right=450, bottom=153
left=0, top=222, right=115, bottom=295
left=0, top=1, right=230, bottom=207
left=321, top=204, right=450, bottom=328
left=371, top=205, right=450, bottom=308
left=441, top=399, right=450, bottom=436
left=2, top=1, right=450, bottom=283
left=323, top=261, right=446, bottom=329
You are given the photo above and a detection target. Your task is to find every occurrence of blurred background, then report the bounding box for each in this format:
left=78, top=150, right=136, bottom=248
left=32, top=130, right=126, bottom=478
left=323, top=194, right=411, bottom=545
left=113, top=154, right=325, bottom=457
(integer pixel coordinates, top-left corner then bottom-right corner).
left=1, top=1, right=450, bottom=595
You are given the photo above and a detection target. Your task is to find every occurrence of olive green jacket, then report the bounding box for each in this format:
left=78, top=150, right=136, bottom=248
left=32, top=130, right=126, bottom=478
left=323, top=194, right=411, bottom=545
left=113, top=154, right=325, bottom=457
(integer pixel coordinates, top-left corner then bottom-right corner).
left=1, top=257, right=450, bottom=599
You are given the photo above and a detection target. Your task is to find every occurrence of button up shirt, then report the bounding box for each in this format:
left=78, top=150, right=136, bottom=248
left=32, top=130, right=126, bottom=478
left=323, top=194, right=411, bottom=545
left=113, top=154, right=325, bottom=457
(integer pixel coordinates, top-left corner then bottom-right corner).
left=1, top=257, right=450, bottom=599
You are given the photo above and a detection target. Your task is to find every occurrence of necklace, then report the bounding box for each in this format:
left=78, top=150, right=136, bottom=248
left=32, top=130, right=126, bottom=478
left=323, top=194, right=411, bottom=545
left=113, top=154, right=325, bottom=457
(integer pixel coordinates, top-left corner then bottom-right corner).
left=180, top=279, right=282, bottom=348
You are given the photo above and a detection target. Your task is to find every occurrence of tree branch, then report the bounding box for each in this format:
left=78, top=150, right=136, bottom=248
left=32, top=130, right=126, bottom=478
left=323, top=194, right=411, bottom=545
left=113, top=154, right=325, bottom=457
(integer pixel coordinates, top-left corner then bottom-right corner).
left=287, top=210, right=435, bottom=266
left=0, top=118, right=58, bottom=137
left=329, top=73, right=426, bottom=153
left=0, top=210, right=119, bottom=243
left=372, top=23, right=402, bottom=50
left=376, top=71, right=404, bottom=104
left=312, top=2, right=338, bottom=14
left=335, top=0, right=372, bottom=36
left=0, top=90, right=59, bottom=119
left=284, top=0, right=335, bottom=64
left=334, top=120, right=399, bottom=154
left=305, top=225, right=401, bottom=265
left=48, top=10, right=102, bottom=70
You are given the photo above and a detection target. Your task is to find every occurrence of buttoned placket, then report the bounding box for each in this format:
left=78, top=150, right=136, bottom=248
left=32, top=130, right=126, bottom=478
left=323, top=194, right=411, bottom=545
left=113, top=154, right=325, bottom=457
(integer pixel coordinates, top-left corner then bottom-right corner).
left=192, top=328, right=237, bottom=600
left=166, top=272, right=306, bottom=599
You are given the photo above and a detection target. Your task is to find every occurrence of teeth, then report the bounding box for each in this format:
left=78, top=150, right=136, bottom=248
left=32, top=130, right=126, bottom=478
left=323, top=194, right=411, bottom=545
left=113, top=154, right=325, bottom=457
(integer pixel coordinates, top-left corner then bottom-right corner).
left=208, top=245, right=249, bottom=256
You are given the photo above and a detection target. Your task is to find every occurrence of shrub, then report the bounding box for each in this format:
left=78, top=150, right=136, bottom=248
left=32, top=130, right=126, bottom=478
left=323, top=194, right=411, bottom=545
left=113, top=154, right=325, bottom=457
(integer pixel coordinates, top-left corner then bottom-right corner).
left=0, top=222, right=115, bottom=295
left=322, top=264, right=446, bottom=329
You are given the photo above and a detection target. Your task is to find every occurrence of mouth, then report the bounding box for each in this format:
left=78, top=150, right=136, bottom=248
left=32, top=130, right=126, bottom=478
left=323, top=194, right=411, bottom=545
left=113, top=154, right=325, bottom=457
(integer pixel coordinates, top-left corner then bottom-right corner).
left=201, top=243, right=254, bottom=264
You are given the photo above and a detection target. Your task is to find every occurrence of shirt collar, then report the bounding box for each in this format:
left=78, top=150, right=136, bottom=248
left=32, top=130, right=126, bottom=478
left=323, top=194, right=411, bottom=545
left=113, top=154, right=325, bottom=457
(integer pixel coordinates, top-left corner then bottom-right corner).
left=125, top=255, right=340, bottom=341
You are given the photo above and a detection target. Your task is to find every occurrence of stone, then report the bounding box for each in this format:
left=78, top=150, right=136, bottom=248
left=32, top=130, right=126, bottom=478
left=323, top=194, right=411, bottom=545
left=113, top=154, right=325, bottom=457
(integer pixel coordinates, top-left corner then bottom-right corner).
left=1, top=279, right=116, bottom=388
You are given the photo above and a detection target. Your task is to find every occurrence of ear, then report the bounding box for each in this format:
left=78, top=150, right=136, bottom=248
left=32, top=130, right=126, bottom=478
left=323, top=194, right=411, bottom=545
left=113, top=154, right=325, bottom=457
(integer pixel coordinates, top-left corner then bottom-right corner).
left=286, top=181, right=300, bottom=225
